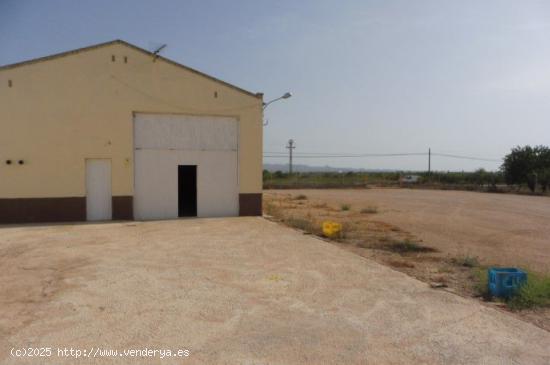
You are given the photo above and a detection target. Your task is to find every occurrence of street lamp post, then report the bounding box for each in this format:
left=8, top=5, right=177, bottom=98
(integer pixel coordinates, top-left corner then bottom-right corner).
left=262, top=92, right=292, bottom=126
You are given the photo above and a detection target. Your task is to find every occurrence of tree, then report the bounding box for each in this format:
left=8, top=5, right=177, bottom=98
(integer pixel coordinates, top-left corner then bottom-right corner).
left=472, top=168, right=488, bottom=185
left=537, top=168, right=550, bottom=192
left=273, top=170, right=285, bottom=179
left=501, top=145, right=550, bottom=192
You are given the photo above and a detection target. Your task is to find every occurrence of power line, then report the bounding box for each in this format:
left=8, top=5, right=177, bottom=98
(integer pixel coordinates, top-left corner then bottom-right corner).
left=263, top=154, right=424, bottom=158
left=263, top=150, right=502, bottom=162
left=264, top=152, right=428, bottom=158
left=430, top=152, right=501, bottom=162
left=264, top=151, right=426, bottom=156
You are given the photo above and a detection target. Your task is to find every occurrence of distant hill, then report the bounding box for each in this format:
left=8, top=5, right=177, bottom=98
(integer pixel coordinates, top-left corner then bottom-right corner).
left=263, top=163, right=396, bottom=173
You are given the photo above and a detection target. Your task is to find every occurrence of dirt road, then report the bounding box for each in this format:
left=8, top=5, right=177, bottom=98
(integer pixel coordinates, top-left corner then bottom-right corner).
left=1, top=218, right=549, bottom=364
left=269, top=189, right=550, bottom=273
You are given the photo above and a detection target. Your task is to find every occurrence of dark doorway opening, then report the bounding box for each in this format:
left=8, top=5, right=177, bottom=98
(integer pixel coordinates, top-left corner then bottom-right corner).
left=178, top=165, right=197, bottom=217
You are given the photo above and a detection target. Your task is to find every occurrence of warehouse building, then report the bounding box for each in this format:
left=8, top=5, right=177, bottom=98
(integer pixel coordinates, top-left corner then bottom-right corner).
left=0, top=40, right=263, bottom=223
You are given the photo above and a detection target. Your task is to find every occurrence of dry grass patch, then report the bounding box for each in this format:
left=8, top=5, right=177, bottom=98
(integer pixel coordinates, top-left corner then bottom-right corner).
left=283, top=217, right=322, bottom=236
left=452, top=255, right=480, bottom=268
left=386, top=260, right=415, bottom=269
left=312, top=202, right=328, bottom=209
left=264, top=202, right=282, bottom=217
left=360, top=206, right=378, bottom=214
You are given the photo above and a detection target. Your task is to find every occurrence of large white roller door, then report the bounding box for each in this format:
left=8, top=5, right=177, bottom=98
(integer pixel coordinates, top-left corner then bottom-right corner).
left=133, top=113, right=239, bottom=220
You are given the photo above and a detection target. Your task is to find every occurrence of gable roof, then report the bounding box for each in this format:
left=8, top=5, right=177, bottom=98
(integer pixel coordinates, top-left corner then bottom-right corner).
left=0, top=39, right=262, bottom=99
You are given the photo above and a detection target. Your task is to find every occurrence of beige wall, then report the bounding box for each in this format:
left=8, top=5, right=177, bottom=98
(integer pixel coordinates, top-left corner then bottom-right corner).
left=0, top=42, right=263, bottom=198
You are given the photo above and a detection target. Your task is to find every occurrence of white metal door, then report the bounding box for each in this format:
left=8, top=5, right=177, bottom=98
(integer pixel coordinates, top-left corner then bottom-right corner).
left=86, top=159, right=112, bottom=221
left=133, top=113, right=239, bottom=220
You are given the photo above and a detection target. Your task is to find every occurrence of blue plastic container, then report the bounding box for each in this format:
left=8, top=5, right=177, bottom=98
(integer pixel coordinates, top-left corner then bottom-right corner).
left=488, top=268, right=527, bottom=298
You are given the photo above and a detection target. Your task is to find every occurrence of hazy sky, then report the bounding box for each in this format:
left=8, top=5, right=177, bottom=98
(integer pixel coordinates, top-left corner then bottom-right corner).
left=2, top=0, right=549, bottom=171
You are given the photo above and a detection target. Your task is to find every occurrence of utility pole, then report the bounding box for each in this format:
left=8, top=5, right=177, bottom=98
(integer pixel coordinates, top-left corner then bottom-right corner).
left=286, top=139, right=295, bottom=174
left=428, top=148, right=431, bottom=174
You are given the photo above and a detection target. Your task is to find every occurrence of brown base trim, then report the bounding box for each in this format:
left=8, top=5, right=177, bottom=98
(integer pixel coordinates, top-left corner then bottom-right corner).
left=239, top=193, right=262, bottom=216
left=112, top=196, right=133, bottom=220
left=0, top=197, right=85, bottom=224
left=0, top=193, right=257, bottom=223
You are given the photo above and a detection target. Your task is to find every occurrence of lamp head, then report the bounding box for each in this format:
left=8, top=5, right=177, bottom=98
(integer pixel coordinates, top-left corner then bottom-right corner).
left=282, top=92, right=292, bottom=99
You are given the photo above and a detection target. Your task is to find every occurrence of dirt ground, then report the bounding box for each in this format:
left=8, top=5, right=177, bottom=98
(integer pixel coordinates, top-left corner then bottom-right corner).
left=264, top=189, right=550, bottom=331
left=1, top=218, right=549, bottom=364
left=267, top=188, right=550, bottom=273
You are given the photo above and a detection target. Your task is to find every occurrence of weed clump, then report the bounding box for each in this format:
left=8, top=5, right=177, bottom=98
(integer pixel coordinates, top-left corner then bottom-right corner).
left=293, top=194, right=308, bottom=200
left=264, top=202, right=281, bottom=217
left=360, top=206, right=378, bottom=214
left=507, top=273, right=550, bottom=310
left=473, top=268, right=491, bottom=300
left=341, top=204, right=351, bottom=211
left=284, top=217, right=321, bottom=235
left=376, top=239, right=437, bottom=254
left=453, top=255, right=480, bottom=268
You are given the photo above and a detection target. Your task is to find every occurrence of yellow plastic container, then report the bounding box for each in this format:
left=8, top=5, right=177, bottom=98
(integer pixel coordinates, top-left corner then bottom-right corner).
left=322, top=221, right=342, bottom=238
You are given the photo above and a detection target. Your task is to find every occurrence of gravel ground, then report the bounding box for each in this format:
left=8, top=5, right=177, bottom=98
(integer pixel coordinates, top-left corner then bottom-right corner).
left=1, top=217, right=549, bottom=364
left=271, top=188, right=550, bottom=273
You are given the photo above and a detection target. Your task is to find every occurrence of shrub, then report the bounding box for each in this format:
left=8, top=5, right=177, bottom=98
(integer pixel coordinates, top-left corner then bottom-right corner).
left=293, top=194, right=308, bottom=200
left=474, top=268, right=491, bottom=300
left=507, top=272, right=550, bottom=310
left=341, top=204, right=351, bottom=211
